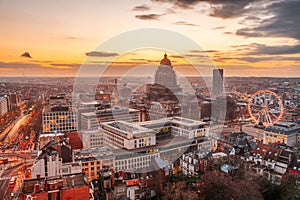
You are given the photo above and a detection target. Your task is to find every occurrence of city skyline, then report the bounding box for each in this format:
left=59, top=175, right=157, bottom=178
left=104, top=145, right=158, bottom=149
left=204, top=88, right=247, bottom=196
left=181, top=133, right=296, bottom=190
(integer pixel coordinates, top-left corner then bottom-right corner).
left=1, top=0, right=300, bottom=77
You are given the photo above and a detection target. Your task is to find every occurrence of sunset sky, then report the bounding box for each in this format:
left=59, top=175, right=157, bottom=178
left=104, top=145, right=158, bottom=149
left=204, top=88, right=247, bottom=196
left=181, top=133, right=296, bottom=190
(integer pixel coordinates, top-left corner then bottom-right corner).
left=0, top=0, right=299, bottom=77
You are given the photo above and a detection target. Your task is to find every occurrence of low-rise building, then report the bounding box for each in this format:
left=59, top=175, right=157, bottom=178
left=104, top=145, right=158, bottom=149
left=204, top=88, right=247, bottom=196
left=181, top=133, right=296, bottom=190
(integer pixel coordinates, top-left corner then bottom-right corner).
left=100, top=121, right=156, bottom=150
left=264, top=122, right=300, bottom=147
left=31, top=142, right=81, bottom=179
left=74, top=136, right=211, bottom=177
left=139, top=117, right=209, bottom=140
left=80, top=129, right=104, bottom=149
left=246, top=143, right=297, bottom=183
left=73, top=147, right=114, bottom=180
left=180, top=151, right=226, bottom=176
left=39, top=132, right=64, bottom=150
left=80, top=106, right=141, bottom=130
left=19, top=173, right=89, bottom=200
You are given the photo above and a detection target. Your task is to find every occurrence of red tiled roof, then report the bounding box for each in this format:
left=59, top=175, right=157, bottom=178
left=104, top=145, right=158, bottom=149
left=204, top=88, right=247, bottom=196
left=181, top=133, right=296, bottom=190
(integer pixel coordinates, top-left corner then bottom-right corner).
left=251, top=143, right=270, bottom=156
left=265, top=147, right=281, bottom=161
left=65, top=132, right=83, bottom=150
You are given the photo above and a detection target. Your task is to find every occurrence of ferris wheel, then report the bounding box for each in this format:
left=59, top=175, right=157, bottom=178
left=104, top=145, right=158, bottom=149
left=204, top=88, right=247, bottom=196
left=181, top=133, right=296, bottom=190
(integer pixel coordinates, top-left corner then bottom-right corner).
left=248, top=90, right=284, bottom=126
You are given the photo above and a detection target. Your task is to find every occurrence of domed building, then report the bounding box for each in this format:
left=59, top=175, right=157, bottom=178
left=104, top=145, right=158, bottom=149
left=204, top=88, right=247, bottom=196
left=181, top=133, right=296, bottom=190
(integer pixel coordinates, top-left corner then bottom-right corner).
left=143, top=53, right=182, bottom=120
left=154, top=53, right=179, bottom=89
left=154, top=53, right=181, bottom=92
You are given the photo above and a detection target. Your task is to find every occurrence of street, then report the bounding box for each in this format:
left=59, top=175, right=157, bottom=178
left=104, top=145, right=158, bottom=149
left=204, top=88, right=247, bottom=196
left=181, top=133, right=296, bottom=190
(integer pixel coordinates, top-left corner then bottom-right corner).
left=3, top=115, right=29, bottom=143
left=0, top=163, right=24, bottom=200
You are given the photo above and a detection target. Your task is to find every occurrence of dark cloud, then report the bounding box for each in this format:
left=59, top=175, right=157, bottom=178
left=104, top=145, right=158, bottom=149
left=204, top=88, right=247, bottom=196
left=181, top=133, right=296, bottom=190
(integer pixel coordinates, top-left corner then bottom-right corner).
left=238, top=57, right=272, bottom=63
left=0, top=62, right=66, bottom=70
left=50, top=63, right=80, bottom=68
left=111, top=61, right=156, bottom=65
left=236, top=28, right=264, bottom=37
left=219, top=65, right=255, bottom=70
left=151, top=0, right=200, bottom=9
left=151, top=0, right=255, bottom=18
left=224, top=32, right=233, bottom=35
left=244, top=16, right=261, bottom=21
left=85, top=51, right=119, bottom=57
left=0, top=62, right=78, bottom=76
left=20, top=52, right=32, bottom=58
left=212, top=26, right=226, bottom=30
left=135, top=13, right=163, bottom=20
left=189, top=50, right=219, bottom=53
left=31, top=60, right=52, bottom=64
left=240, top=56, right=300, bottom=63
left=174, top=21, right=198, bottom=26
left=130, top=58, right=160, bottom=63
left=249, top=44, right=300, bottom=55
left=132, top=4, right=151, bottom=11
left=0, top=62, right=33, bottom=69
left=213, top=54, right=300, bottom=63
left=209, top=0, right=254, bottom=19
left=169, top=55, right=184, bottom=59
left=205, top=50, right=219, bottom=53
left=63, top=36, right=83, bottom=40
left=236, top=1, right=300, bottom=41
left=232, top=43, right=300, bottom=55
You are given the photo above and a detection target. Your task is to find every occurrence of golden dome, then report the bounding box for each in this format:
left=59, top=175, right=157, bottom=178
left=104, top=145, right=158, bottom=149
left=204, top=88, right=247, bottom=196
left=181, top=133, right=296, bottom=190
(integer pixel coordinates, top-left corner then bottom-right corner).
left=160, top=53, right=172, bottom=67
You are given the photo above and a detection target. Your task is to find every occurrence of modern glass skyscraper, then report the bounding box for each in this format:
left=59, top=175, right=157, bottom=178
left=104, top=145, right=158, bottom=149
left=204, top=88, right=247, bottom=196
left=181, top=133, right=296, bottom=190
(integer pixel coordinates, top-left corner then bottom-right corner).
left=212, top=69, right=224, bottom=97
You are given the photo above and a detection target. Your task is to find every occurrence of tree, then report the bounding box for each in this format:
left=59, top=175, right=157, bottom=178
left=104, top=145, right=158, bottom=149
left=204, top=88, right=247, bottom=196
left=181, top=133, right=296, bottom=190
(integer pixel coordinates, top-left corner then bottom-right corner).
left=201, top=171, right=233, bottom=200
left=280, top=175, right=300, bottom=200
left=255, top=176, right=281, bottom=200
left=201, top=171, right=263, bottom=200
left=232, top=180, right=263, bottom=200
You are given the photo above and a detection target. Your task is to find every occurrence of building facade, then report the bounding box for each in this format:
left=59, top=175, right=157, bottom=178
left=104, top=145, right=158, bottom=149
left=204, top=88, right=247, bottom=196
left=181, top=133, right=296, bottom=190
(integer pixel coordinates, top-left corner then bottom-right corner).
left=80, top=106, right=141, bottom=130
left=212, top=68, right=224, bottom=97
left=0, top=95, right=10, bottom=116
left=100, top=121, right=156, bottom=150
left=42, top=105, right=78, bottom=133
left=80, top=129, right=104, bottom=149
left=19, top=173, right=89, bottom=200
left=264, top=122, right=300, bottom=147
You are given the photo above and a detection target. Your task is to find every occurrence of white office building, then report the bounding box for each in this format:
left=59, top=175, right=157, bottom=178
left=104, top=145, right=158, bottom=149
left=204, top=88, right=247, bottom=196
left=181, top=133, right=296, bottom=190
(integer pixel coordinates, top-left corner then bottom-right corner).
left=31, top=151, right=82, bottom=179
left=80, top=107, right=141, bottom=130
left=80, top=129, right=104, bottom=149
left=139, top=117, right=209, bottom=139
left=42, top=105, right=78, bottom=133
left=100, top=121, right=156, bottom=150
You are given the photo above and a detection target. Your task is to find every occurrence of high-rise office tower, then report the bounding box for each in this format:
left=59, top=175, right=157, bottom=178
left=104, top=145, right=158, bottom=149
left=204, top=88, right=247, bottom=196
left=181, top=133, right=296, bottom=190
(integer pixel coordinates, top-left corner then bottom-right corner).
left=212, top=69, right=224, bottom=97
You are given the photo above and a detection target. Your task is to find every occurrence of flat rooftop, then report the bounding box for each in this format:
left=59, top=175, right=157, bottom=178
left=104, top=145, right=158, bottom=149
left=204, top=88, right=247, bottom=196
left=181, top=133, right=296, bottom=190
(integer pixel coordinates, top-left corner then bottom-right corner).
left=81, top=107, right=140, bottom=117
left=21, top=173, right=87, bottom=194
left=266, top=122, right=300, bottom=134
left=273, top=122, right=296, bottom=127
left=101, top=121, right=155, bottom=138
left=73, top=136, right=209, bottom=161
left=73, top=146, right=112, bottom=155
left=43, top=105, right=74, bottom=112
left=138, top=117, right=208, bottom=128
